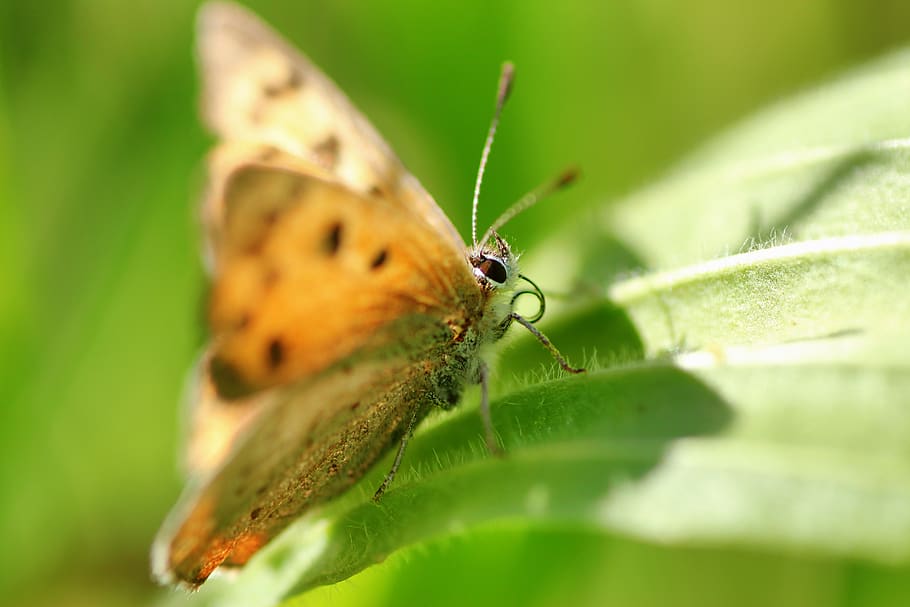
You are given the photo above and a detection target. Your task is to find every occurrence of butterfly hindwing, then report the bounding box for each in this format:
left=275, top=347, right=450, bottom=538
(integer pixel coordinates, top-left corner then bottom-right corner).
left=154, top=349, right=445, bottom=586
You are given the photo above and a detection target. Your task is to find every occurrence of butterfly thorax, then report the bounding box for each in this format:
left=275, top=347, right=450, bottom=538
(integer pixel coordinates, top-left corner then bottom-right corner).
left=427, top=238, right=519, bottom=409
left=468, top=233, right=520, bottom=340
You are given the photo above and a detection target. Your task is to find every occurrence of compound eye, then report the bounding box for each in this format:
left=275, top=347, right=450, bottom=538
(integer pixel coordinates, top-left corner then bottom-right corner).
left=478, top=255, right=509, bottom=285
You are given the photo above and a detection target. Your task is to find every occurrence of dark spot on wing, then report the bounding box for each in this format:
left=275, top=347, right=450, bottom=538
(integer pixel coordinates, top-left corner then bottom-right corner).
left=323, top=222, right=342, bottom=255
left=245, top=236, right=266, bottom=256
left=250, top=507, right=262, bottom=520
left=262, top=66, right=304, bottom=97
left=267, top=337, right=284, bottom=369
left=288, top=67, right=304, bottom=87
left=288, top=177, right=308, bottom=199
left=263, top=267, right=280, bottom=288
left=242, top=209, right=282, bottom=256
left=350, top=401, right=360, bottom=411
left=236, top=312, right=251, bottom=331
left=258, top=145, right=282, bottom=162
left=263, top=208, right=280, bottom=225
left=370, top=249, right=388, bottom=270
left=313, top=135, right=340, bottom=170
left=368, top=184, right=384, bottom=197
left=210, top=355, right=255, bottom=400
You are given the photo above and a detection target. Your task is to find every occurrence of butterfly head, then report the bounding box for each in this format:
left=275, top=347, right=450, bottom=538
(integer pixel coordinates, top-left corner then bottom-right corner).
left=467, top=235, right=524, bottom=342
left=469, top=232, right=517, bottom=291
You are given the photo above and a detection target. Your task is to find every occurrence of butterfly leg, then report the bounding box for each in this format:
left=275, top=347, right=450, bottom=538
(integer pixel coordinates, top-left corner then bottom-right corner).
left=478, top=362, right=503, bottom=457
left=509, top=312, right=585, bottom=374
left=372, top=403, right=422, bottom=502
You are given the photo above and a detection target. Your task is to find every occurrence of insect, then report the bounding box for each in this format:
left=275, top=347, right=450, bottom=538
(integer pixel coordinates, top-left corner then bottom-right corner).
left=152, top=1, right=582, bottom=588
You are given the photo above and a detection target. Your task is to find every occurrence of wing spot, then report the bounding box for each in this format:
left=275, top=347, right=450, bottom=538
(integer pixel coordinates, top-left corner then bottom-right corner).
left=313, top=135, right=340, bottom=170
left=263, top=267, right=280, bottom=288
left=209, top=356, right=254, bottom=400
left=258, top=145, right=282, bottom=162
left=250, top=507, right=262, bottom=520
left=267, top=338, right=285, bottom=369
left=288, top=177, right=308, bottom=200
left=370, top=249, right=388, bottom=270
left=323, top=222, right=343, bottom=255
left=245, top=237, right=265, bottom=256
left=263, top=209, right=280, bottom=226
left=243, top=211, right=281, bottom=257
left=263, top=67, right=304, bottom=97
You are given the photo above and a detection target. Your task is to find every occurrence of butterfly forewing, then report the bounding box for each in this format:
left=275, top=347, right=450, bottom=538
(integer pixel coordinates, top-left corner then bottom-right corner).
left=197, top=1, right=464, bottom=249
left=205, top=165, right=481, bottom=399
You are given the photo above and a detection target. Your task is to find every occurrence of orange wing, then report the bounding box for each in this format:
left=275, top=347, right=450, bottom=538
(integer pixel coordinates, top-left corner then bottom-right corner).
left=204, top=165, right=480, bottom=400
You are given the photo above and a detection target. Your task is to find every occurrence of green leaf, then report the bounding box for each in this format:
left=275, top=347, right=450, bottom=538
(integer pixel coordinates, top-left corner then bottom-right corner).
left=611, top=232, right=910, bottom=355
left=168, top=46, right=910, bottom=607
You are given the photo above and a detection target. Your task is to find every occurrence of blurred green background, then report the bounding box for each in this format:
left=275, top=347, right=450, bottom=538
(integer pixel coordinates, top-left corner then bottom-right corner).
left=2, top=1, right=910, bottom=605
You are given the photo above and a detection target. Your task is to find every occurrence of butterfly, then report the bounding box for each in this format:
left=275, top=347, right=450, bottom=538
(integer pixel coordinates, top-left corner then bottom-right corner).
left=152, top=1, right=582, bottom=588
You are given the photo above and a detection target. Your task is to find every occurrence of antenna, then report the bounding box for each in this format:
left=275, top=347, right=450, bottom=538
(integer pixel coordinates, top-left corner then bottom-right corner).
left=471, top=62, right=515, bottom=248
left=478, top=167, right=579, bottom=247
